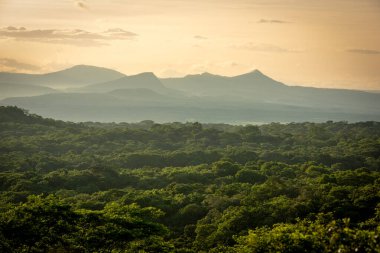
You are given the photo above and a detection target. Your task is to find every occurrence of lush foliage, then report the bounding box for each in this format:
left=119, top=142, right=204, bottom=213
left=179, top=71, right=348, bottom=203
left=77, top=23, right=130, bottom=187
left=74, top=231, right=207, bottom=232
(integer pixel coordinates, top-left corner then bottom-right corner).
left=0, top=106, right=379, bottom=252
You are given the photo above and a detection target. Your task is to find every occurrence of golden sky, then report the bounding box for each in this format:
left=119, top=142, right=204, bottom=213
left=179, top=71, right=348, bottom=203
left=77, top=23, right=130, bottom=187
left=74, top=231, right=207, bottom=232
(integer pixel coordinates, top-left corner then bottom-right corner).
left=0, top=0, right=380, bottom=90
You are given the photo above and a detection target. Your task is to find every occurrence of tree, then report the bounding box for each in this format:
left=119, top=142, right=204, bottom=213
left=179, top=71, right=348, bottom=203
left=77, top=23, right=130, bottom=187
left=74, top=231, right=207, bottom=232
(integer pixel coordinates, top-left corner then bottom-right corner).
left=0, top=195, right=79, bottom=252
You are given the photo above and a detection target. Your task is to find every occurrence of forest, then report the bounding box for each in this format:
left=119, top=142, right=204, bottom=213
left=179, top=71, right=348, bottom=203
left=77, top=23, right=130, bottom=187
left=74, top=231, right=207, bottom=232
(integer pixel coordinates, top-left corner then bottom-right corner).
left=0, top=106, right=379, bottom=252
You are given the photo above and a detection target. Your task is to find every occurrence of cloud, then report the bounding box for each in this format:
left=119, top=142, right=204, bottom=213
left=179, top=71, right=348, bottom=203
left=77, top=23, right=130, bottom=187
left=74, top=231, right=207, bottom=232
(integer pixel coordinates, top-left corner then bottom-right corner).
left=103, top=28, right=137, bottom=39
left=73, top=0, right=89, bottom=10
left=0, top=27, right=137, bottom=47
left=236, top=43, right=299, bottom=53
left=258, top=19, right=289, bottom=24
left=194, top=35, right=208, bottom=40
left=346, top=49, right=380, bottom=55
left=0, top=58, right=41, bottom=72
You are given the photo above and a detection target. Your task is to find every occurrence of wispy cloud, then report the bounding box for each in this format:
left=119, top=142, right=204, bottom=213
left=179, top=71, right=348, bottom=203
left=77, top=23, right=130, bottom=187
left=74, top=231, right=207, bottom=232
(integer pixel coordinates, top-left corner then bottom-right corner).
left=346, top=49, right=380, bottom=55
left=236, top=43, right=299, bottom=53
left=258, top=19, right=289, bottom=24
left=0, top=26, right=137, bottom=47
left=0, top=58, right=40, bottom=72
left=194, top=35, right=208, bottom=40
left=73, top=0, right=89, bottom=10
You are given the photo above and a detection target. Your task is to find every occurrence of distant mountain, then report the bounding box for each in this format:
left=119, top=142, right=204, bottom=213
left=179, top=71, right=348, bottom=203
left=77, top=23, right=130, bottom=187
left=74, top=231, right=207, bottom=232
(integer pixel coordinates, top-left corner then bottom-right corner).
left=0, top=65, right=125, bottom=89
left=78, top=72, right=174, bottom=95
left=161, top=70, right=287, bottom=99
left=161, top=70, right=380, bottom=114
left=107, top=88, right=169, bottom=101
left=41, top=65, right=126, bottom=88
left=0, top=83, right=58, bottom=99
left=1, top=65, right=380, bottom=123
left=276, top=86, right=380, bottom=114
left=0, top=91, right=183, bottom=122
left=365, top=90, right=380, bottom=94
left=2, top=89, right=380, bottom=123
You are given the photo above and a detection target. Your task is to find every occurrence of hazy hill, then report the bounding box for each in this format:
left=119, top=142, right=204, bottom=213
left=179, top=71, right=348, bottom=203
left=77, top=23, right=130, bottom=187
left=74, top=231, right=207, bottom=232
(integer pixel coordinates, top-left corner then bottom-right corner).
left=2, top=91, right=379, bottom=123
left=0, top=65, right=125, bottom=89
left=78, top=72, right=177, bottom=95
left=0, top=83, right=58, bottom=99
left=161, top=70, right=287, bottom=99
left=107, top=88, right=170, bottom=101
left=161, top=70, right=380, bottom=114
left=1, top=65, right=380, bottom=123
left=277, top=86, right=380, bottom=114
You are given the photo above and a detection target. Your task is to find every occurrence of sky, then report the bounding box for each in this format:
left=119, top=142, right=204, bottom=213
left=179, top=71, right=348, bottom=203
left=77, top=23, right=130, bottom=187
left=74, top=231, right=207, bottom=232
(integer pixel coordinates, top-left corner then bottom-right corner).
left=0, top=0, right=380, bottom=90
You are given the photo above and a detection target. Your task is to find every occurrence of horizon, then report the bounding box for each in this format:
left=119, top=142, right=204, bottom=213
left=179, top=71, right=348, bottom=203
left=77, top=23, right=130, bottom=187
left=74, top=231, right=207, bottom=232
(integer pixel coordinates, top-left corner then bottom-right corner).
left=2, top=63, right=379, bottom=92
left=0, top=0, right=379, bottom=90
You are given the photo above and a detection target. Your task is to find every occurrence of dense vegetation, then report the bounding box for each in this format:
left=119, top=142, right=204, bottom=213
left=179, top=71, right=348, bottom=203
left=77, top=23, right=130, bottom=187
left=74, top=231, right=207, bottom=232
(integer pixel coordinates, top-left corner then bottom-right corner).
left=0, top=106, right=379, bottom=252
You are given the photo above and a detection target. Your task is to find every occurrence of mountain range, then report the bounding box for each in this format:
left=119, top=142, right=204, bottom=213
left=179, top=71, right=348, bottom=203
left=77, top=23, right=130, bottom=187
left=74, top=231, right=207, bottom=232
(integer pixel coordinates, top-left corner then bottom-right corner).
left=0, top=65, right=125, bottom=89
left=1, top=65, right=379, bottom=123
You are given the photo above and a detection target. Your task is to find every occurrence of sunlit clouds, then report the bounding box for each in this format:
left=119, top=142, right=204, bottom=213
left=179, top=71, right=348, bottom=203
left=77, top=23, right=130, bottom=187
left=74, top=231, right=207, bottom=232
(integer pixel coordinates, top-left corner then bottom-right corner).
left=0, top=26, right=137, bottom=46
left=0, top=0, right=379, bottom=90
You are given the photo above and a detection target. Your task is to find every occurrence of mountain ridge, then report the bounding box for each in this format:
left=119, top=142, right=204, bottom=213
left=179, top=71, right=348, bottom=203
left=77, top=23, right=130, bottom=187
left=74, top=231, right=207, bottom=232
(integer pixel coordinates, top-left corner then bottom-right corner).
left=2, top=65, right=374, bottom=93
left=1, top=64, right=380, bottom=123
left=0, top=83, right=58, bottom=99
left=0, top=65, right=125, bottom=88
left=78, top=72, right=171, bottom=94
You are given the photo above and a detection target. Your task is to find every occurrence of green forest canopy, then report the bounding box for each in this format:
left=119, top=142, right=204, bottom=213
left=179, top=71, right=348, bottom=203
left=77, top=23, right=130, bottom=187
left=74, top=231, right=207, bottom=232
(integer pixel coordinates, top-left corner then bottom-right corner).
left=0, top=106, right=379, bottom=252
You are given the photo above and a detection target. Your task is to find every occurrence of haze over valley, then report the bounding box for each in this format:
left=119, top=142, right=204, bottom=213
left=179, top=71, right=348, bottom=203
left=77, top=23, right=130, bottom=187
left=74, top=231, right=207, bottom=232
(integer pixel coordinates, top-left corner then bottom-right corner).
left=1, top=65, right=379, bottom=123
